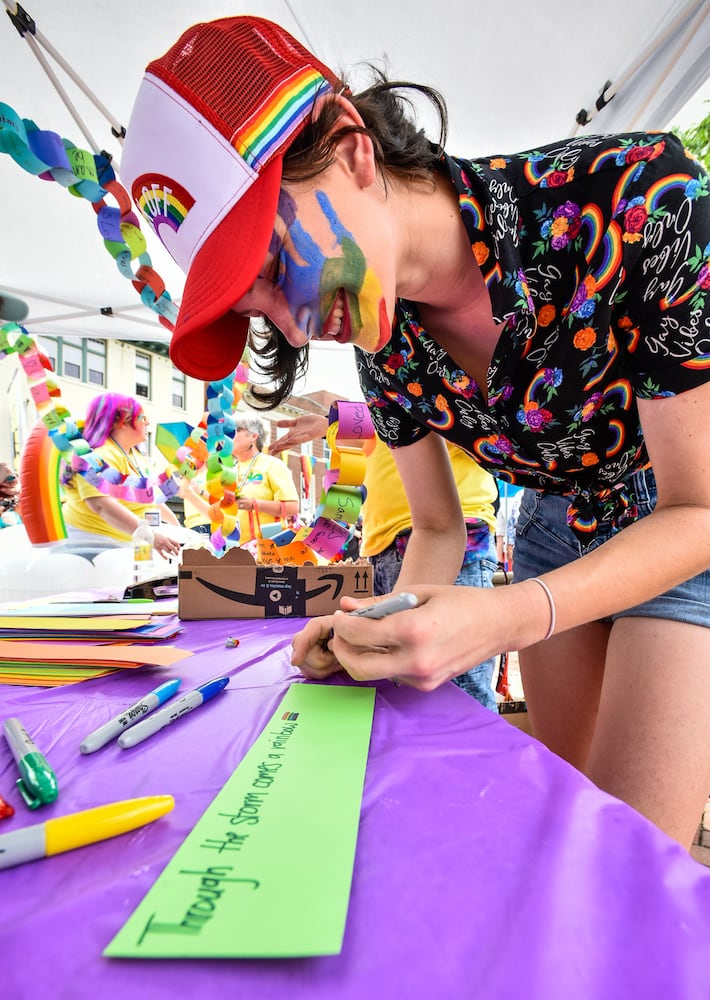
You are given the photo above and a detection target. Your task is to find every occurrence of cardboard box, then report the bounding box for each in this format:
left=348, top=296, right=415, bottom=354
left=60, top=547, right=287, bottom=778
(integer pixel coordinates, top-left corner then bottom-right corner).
left=178, top=546, right=372, bottom=619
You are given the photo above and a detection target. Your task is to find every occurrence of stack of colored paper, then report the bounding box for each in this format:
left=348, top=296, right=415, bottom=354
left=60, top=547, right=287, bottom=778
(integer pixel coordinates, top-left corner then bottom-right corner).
left=0, top=615, right=183, bottom=642
left=0, top=612, right=190, bottom=686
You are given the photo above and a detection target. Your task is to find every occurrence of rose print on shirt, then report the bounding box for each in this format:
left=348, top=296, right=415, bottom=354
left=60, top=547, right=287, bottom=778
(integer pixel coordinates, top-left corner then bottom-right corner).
left=534, top=200, right=583, bottom=255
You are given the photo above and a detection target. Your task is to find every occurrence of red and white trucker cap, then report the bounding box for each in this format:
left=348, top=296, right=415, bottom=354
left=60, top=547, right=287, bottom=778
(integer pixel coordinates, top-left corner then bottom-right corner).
left=121, top=16, right=341, bottom=381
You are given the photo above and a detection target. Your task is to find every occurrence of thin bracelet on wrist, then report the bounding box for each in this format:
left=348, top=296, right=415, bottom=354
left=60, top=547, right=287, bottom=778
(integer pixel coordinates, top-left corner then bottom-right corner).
left=530, top=577, right=556, bottom=641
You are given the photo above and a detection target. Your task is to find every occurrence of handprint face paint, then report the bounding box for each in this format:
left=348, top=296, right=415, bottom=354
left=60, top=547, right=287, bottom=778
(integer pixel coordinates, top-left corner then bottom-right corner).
left=263, top=188, right=392, bottom=352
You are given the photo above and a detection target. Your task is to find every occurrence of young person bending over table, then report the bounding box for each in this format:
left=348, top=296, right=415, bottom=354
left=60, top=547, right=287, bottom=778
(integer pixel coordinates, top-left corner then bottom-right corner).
left=121, top=16, right=710, bottom=849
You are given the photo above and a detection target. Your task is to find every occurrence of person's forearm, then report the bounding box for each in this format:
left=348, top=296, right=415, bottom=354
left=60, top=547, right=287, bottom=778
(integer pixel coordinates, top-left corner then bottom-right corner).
left=240, top=498, right=299, bottom=518
left=507, top=504, right=710, bottom=651
left=394, top=523, right=466, bottom=589
left=181, top=482, right=212, bottom=518
left=84, top=496, right=144, bottom=537
left=159, top=503, right=180, bottom=525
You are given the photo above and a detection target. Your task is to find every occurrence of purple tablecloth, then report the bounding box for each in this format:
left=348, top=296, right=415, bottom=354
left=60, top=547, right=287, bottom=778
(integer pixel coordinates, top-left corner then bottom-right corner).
left=2, top=616, right=709, bottom=999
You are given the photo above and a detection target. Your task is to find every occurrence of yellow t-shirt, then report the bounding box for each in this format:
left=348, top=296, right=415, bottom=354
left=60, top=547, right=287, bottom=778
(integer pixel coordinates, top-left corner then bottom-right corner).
left=61, top=437, right=155, bottom=543
left=181, top=470, right=211, bottom=530
left=235, top=452, right=299, bottom=543
left=360, top=436, right=497, bottom=558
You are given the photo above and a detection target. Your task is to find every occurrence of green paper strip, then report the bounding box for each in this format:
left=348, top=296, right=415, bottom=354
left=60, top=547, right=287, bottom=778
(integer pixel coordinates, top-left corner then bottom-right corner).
left=322, top=483, right=366, bottom=524
left=104, top=682, right=376, bottom=959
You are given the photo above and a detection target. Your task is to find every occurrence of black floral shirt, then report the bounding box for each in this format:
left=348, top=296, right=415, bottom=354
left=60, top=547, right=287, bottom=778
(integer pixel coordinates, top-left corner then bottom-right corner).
left=356, top=132, right=710, bottom=537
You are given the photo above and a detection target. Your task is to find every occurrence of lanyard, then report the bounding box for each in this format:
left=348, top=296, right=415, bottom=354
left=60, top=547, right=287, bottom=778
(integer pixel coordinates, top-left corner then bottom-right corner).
left=235, top=453, right=259, bottom=495
left=109, top=437, right=148, bottom=478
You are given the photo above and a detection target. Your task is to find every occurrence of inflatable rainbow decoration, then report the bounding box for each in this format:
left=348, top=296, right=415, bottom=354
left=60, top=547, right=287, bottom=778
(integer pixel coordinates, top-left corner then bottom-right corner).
left=19, top=420, right=65, bottom=543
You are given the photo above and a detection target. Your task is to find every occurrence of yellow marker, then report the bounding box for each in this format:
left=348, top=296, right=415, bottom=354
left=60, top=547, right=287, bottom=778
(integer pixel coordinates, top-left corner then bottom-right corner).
left=0, top=795, right=174, bottom=869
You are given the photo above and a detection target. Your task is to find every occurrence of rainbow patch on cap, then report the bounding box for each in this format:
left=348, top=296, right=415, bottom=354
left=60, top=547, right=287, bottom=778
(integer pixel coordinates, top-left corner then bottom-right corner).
left=132, top=173, right=195, bottom=239
left=235, top=67, right=331, bottom=169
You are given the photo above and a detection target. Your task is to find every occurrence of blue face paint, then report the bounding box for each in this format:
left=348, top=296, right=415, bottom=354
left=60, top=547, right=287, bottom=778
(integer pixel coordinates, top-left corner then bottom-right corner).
left=274, top=188, right=390, bottom=350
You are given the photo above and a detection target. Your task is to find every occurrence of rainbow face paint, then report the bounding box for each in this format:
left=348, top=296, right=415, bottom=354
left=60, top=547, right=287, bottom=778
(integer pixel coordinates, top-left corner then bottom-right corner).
left=274, top=189, right=391, bottom=352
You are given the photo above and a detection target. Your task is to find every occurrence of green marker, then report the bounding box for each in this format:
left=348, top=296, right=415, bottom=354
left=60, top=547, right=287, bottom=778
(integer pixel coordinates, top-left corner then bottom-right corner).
left=3, top=717, right=58, bottom=809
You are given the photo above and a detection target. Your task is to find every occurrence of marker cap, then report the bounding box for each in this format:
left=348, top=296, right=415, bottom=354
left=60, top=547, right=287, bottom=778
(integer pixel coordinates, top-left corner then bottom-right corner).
left=17, top=752, right=59, bottom=809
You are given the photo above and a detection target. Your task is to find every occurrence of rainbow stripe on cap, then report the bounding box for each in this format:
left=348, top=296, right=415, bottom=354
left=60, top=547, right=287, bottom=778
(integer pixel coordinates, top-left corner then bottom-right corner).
left=234, top=67, right=331, bottom=169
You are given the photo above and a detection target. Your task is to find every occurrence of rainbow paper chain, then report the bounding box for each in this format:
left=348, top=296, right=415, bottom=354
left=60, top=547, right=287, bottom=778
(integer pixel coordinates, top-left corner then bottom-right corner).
left=1, top=321, right=179, bottom=504
left=0, top=100, right=374, bottom=561
left=0, top=100, right=178, bottom=328
left=301, top=401, right=373, bottom=561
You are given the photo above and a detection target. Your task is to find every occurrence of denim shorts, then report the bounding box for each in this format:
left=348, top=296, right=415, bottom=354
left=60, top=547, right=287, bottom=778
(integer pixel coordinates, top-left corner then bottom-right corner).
left=513, top=467, right=710, bottom=627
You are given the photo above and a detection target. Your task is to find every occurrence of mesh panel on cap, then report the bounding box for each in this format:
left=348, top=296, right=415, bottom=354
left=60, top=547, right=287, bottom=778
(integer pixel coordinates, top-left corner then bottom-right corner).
left=147, top=17, right=340, bottom=152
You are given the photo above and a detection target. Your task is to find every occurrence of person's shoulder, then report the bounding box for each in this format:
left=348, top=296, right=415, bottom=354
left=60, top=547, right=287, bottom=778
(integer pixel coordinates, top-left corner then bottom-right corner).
left=259, top=451, right=286, bottom=467
left=259, top=451, right=294, bottom=479
left=473, top=131, right=684, bottom=179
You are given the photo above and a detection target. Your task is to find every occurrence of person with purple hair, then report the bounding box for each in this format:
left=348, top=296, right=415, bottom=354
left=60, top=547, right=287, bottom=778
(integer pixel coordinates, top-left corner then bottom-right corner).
left=61, top=393, right=182, bottom=559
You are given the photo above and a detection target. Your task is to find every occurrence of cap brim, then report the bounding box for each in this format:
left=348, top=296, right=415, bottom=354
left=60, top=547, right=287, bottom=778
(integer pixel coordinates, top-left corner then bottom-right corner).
left=169, top=156, right=283, bottom=382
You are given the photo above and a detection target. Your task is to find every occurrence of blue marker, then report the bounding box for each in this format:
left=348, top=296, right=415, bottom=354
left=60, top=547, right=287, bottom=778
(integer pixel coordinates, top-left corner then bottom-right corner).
left=3, top=718, right=58, bottom=809
left=79, top=678, right=183, bottom=754
left=118, top=677, right=230, bottom=749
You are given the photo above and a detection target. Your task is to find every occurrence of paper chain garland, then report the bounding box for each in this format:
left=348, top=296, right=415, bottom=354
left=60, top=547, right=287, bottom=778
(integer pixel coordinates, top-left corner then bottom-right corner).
left=0, top=321, right=254, bottom=550
left=1, top=320, right=373, bottom=562
left=0, top=100, right=252, bottom=550
left=0, top=100, right=178, bottom=328
left=1, top=321, right=180, bottom=505
left=303, top=402, right=373, bottom=561
left=0, top=102, right=375, bottom=562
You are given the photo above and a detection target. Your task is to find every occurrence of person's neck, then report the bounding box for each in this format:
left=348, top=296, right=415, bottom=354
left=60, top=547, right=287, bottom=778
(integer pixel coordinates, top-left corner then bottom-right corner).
left=396, top=170, right=484, bottom=318
left=236, top=445, right=258, bottom=463
left=394, top=171, right=501, bottom=398
left=110, top=427, right=139, bottom=453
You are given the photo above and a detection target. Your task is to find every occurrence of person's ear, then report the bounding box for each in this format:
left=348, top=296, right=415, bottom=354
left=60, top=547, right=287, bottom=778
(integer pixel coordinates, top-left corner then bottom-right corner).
left=312, top=93, right=377, bottom=187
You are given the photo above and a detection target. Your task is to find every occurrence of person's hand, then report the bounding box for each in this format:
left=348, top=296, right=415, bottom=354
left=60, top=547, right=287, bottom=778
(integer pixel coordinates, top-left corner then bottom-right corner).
left=152, top=529, right=182, bottom=559
left=0, top=463, right=19, bottom=501
left=269, top=415, right=328, bottom=454
left=290, top=613, right=347, bottom=680
left=176, top=476, right=193, bottom=499
left=292, top=586, right=521, bottom=690
left=237, top=496, right=256, bottom=510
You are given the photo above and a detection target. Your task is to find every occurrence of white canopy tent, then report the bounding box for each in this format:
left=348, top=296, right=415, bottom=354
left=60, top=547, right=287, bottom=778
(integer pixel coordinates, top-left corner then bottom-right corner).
left=1, top=0, right=708, bottom=383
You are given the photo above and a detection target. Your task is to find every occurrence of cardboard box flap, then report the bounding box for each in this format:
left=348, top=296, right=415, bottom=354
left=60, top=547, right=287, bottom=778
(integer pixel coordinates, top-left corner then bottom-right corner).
left=180, top=546, right=257, bottom=570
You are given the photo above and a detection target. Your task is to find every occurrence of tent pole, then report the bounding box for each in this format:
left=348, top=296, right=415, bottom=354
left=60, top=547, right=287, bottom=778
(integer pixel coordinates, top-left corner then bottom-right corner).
left=26, top=26, right=126, bottom=140
left=569, top=0, right=706, bottom=135
left=3, top=0, right=125, bottom=150
left=15, top=31, right=101, bottom=153
left=627, top=1, right=709, bottom=130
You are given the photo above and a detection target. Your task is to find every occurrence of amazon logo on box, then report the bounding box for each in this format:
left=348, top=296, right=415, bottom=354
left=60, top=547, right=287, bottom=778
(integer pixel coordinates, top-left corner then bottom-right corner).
left=178, top=546, right=371, bottom=620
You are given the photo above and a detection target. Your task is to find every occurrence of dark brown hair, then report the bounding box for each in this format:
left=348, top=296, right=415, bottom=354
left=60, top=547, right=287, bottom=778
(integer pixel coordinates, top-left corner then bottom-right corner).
left=248, top=69, right=448, bottom=409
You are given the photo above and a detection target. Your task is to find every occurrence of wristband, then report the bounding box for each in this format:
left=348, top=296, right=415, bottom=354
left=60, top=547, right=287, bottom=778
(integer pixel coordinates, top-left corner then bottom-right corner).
left=530, top=578, right=556, bottom=641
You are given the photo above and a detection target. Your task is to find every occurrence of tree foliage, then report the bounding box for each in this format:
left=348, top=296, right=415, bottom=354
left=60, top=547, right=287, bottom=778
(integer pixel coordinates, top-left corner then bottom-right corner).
left=674, top=104, right=710, bottom=174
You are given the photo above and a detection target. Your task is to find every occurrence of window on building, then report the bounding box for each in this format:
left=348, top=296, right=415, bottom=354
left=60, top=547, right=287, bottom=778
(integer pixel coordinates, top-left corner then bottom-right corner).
left=86, top=339, right=106, bottom=386
left=135, top=351, right=151, bottom=399
left=37, top=335, right=106, bottom=386
left=63, top=341, right=82, bottom=379
left=171, top=369, right=186, bottom=409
